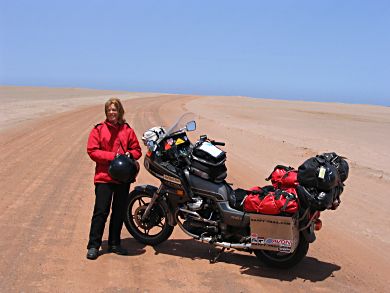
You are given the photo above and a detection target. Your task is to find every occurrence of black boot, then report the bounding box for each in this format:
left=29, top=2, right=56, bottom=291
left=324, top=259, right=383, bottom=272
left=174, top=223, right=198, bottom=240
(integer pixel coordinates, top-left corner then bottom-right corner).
left=86, top=248, right=99, bottom=260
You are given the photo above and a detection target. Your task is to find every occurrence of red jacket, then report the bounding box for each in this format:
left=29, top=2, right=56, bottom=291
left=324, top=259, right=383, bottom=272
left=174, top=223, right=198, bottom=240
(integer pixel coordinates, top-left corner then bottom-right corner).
left=87, top=120, right=142, bottom=184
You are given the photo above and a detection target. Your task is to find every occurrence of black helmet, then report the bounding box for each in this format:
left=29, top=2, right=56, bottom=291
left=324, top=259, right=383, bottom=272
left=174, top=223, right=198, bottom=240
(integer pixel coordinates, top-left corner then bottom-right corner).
left=109, top=155, right=139, bottom=183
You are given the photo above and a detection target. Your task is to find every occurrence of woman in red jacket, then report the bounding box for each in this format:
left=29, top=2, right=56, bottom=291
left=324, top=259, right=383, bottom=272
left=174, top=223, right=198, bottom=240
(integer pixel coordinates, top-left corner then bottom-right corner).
left=86, top=98, right=142, bottom=260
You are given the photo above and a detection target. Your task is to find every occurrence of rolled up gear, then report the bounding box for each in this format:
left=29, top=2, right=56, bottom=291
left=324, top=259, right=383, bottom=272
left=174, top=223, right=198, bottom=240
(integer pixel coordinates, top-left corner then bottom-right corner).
left=141, top=126, right=166, bottom=145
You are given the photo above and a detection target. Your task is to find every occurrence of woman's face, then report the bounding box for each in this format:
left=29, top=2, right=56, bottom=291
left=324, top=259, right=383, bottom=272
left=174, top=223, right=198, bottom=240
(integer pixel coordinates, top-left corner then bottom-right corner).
left=106, top=103, right=119, bottom=124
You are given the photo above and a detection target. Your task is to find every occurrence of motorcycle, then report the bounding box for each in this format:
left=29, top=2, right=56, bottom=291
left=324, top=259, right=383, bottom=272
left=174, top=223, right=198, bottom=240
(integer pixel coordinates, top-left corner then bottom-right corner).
left=124, top=113, right=321, bottom=268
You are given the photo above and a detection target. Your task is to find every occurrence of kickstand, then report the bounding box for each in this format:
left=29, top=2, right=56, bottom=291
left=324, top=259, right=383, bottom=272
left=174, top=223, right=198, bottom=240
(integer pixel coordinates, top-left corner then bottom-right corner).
left=209, top=247, right=225, bottom=264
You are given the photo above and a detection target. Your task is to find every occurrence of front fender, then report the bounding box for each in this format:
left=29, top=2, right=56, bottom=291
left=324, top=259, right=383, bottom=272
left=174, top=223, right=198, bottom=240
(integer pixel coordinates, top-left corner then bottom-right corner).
left=130, top=185, right=176, bottom=226
left=132, top=184, right=158, bottom=196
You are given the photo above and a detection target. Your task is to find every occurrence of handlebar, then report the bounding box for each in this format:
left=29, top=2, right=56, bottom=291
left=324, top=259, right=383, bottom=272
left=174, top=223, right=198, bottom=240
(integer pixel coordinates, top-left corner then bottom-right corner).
left=211, top=140, right=225, bottom=146
left=198, top=135, right=225, bottom=147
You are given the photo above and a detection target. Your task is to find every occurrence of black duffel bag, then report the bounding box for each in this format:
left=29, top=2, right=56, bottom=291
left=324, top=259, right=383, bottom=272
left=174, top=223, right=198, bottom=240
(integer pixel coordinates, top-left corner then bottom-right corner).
left=298, top=158, right=340, bottom=191
left=297, top=152, right=348, bottom=191
left=297, top=152, right=348, bottom=211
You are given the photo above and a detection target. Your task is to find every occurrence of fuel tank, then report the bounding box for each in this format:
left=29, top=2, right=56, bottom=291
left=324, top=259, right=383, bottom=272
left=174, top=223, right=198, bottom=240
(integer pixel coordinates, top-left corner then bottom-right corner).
left=184, top=169, right=232, bottom=202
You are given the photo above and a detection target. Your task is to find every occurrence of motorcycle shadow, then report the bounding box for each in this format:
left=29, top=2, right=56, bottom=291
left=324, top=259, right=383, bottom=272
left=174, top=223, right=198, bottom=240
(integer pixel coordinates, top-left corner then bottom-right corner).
left=152, top=238, right=341, bottom=282
left=100, top=238, right=147, bottom=257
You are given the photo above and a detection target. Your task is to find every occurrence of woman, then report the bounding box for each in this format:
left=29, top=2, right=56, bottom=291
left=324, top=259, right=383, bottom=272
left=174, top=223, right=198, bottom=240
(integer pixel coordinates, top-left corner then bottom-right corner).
left=86, top=98, right=142, bottom=260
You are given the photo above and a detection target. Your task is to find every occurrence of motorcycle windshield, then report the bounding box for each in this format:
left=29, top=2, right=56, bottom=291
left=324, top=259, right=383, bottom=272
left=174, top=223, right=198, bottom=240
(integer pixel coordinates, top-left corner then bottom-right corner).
left=163, top=112, right=196, bottom=138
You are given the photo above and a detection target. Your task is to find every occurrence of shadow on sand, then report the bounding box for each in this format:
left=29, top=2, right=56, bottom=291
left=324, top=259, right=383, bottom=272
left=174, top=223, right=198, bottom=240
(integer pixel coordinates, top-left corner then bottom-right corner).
left=99, top=238, right=147, bottom=257
left=152, top=238, right=340, bottom=282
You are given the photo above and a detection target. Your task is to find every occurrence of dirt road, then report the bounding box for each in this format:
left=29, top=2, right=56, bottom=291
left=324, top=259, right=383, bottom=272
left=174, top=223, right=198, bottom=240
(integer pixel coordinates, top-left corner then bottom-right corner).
left=0, top=94, right=389, bottom=292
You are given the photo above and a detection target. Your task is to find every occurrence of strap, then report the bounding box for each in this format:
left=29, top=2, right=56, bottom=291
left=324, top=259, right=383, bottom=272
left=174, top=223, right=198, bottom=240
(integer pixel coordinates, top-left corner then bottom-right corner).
left=250, top=186, right=273, bottom=198
left=281, top=197, right=291, bottom=211
left=119, top=140, right=126, bottom=153
left=239, top=196, right=247, bottom=207
left=274, top=165, right=294, bottom=171
left=94, top=123, right=102, bottom=148
left=282, top=190, right=296, bottom=199
left=249, top=189, right=263, bottom=195
left=265, top=165, right=294, bottom=181
left=274, top=189, right=282, bottom=200
left=281, top=170, right=296, bottom=179
left=315, top=156, right=326, bottom=164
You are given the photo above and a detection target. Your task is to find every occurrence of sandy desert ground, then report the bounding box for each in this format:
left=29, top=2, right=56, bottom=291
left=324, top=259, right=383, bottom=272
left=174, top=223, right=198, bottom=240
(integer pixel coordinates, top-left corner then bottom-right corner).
left=0, top=86, right=389, bottom=292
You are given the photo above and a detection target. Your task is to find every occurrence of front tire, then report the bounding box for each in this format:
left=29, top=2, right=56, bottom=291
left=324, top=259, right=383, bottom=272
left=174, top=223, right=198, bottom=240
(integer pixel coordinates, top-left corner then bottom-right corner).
left=254, top=234, right=309, bottom=269
left=124, top=190, right=174, bottom=246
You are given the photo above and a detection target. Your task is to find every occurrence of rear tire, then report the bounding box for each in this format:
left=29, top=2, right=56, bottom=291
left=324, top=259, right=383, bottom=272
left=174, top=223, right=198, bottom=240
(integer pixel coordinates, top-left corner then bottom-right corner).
left=254, top=234, right=309, bottom=269
left=124, top=190, right=174, bottom=246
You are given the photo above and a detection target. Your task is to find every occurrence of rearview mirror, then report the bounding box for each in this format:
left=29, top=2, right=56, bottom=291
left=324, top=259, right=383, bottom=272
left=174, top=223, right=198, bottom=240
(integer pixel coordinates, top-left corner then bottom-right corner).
left=186, top=121, right=196, bottom=132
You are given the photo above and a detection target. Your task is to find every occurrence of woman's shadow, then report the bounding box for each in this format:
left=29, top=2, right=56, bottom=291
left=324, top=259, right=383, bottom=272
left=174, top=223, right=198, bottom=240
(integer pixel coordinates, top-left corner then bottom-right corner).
left=152, top=238, right=341, bottom=282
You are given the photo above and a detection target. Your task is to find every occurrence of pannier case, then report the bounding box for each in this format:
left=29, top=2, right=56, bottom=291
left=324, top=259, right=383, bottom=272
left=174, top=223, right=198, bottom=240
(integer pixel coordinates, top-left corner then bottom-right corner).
left=250, top=214, right=299, bottom=253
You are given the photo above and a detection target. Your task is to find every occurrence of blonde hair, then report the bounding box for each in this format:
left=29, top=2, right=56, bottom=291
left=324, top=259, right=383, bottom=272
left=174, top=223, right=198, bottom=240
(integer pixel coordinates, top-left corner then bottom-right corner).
left=105, top=97, right=126, bottom=124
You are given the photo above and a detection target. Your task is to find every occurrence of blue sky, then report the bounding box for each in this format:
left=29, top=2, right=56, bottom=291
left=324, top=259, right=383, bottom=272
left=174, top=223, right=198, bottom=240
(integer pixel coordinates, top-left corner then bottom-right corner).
left=1, top=0, right=389, bottom=105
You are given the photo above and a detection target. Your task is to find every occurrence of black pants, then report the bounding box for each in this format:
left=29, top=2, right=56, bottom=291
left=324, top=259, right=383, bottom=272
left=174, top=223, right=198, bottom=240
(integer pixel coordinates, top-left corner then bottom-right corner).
left=87, top=183, right=130, bottom=249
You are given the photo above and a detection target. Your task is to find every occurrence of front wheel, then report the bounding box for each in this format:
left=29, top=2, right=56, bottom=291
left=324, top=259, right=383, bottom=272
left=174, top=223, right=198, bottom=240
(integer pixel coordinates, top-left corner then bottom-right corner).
left=124, top=190, right=174, bottom=246
left=254, top=235, right=309, bottom=269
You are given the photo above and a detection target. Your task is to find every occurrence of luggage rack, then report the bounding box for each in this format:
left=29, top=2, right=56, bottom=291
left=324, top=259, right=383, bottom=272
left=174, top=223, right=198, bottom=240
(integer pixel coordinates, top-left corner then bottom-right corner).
left=298, top=209, right=320, bottom=231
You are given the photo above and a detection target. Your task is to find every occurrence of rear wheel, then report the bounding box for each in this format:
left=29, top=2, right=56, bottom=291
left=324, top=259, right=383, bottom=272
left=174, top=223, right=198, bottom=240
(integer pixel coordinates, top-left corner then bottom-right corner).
left=254, top=235, right=309, bottom=269
left=124, top=191, right=174, bottom=246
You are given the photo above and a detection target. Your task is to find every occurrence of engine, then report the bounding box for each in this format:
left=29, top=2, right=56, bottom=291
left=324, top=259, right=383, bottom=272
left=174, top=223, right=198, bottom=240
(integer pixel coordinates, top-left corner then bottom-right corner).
left=181, top=197, right=219, bottom=236
left=181, top=197, right=249, bottom=242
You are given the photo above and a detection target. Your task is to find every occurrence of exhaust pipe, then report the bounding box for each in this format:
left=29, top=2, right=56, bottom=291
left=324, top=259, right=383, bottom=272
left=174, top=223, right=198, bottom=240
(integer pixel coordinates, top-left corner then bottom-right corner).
left=199, top=237, right=252, bottom=250
left=178, top=208, right=218, bottom=225
left=176, top=218, right=251, bottom=250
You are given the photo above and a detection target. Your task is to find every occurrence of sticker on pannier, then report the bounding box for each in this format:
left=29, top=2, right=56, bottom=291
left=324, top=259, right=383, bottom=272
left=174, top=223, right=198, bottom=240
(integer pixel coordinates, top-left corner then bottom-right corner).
left=250, top=214, right=299, bottom=252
